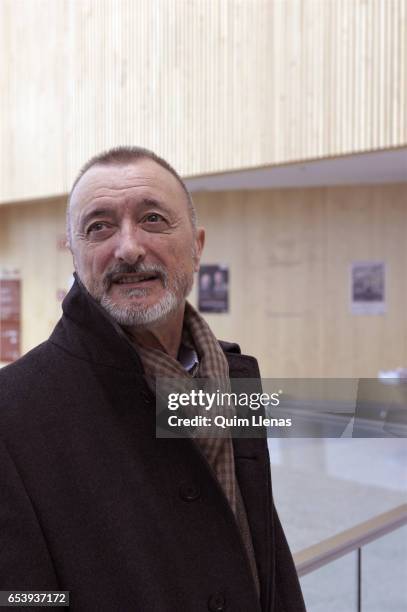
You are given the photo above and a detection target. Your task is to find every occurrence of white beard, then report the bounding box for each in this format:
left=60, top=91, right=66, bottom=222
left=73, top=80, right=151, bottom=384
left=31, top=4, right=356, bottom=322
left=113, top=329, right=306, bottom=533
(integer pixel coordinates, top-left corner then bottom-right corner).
left=78, top=259, right=195, bottom=329
left=100, top=287, right=182, bottom=327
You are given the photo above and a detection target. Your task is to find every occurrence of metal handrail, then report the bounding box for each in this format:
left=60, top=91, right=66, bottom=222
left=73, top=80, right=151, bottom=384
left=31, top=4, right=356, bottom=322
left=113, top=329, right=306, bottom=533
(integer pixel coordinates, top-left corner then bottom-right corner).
left=293, top=503, right=407, bottom=577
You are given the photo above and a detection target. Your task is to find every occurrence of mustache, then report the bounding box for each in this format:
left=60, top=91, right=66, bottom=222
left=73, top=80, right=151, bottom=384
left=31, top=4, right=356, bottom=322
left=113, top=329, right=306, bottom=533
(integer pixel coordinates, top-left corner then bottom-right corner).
left=103, top=263, right=168, bottom=289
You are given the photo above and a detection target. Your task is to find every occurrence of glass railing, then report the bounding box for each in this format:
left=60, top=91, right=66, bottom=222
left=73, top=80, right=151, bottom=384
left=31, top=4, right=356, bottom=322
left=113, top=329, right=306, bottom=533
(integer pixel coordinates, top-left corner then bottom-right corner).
left=294, top=505, right=407, bottom=612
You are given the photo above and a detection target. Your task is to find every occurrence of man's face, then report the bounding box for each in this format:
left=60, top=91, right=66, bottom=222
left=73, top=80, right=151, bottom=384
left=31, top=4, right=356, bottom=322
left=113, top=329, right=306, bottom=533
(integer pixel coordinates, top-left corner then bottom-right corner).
left=68, top=159, right=204, bottom=327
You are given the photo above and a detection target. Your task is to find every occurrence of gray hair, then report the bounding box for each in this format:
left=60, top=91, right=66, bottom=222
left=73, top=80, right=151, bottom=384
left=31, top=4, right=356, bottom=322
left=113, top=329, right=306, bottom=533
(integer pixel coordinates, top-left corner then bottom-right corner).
left=66, top=145, right=197, bottom=246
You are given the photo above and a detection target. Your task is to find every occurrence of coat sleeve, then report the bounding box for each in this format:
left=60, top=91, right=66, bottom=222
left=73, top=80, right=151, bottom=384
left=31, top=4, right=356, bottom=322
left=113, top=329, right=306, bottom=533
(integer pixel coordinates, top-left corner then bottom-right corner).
left=0, top=439, right=60, bottom=591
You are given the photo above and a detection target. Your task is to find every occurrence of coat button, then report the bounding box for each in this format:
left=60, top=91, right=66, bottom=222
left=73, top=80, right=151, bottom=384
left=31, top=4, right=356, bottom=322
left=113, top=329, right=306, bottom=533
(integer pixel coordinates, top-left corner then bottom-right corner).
left=179, top=483, right=201, bottom=502
left=208, top=592, right=226, bottom=611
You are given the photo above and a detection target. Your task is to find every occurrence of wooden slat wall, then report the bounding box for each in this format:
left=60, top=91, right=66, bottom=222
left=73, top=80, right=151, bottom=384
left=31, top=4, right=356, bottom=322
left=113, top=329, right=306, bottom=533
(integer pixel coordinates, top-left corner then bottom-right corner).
left=196, top=183, right=407, bottom=378
left=1, top=0, right=406, bottom=203
left=1, top=183, right=406, bottom=377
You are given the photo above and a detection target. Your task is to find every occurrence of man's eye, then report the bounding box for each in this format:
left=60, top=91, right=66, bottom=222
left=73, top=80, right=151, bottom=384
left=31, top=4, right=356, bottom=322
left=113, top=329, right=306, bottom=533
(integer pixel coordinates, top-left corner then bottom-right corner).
left=144, top=213, right=164, bottom=223
left=87, top=222, right=108, bottom=234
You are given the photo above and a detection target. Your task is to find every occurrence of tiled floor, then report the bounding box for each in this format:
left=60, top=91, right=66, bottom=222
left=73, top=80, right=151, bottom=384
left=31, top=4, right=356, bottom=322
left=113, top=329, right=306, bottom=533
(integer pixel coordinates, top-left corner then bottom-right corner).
left=268, top=438, right=407, bottom=611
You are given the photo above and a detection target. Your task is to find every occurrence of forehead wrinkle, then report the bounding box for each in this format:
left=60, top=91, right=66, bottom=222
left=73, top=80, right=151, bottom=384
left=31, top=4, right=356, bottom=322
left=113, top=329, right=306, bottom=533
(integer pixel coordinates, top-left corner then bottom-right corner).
left=72, top=175, right=161, bottom=203
left=86, top=180, right=157, bottom=192
left=75, top=181, right=176, bottom=210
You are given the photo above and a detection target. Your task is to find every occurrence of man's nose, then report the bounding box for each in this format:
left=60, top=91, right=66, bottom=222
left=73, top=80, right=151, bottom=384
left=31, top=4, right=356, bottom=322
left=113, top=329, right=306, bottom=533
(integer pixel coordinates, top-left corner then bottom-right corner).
left=114, top=226, right=146, bottom=264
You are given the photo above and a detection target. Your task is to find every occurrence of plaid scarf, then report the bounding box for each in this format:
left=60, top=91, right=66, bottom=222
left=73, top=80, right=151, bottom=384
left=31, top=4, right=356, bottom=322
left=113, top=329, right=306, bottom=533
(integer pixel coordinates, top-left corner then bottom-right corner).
left=134, top=301, right=260, bottom=596
left=136, top=301, right=237, bottom=515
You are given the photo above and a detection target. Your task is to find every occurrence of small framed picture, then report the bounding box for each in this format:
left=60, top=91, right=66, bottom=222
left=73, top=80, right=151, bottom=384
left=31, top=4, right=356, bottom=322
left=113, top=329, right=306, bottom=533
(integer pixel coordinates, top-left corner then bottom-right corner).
left=198, top=265, right=229, bottom=313
left=350, top=261, right=386, bottom=315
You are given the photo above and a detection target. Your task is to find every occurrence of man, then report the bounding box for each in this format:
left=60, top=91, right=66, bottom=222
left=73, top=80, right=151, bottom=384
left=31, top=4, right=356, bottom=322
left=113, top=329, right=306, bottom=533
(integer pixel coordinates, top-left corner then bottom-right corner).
left=0, top=147, right=306, bottom=611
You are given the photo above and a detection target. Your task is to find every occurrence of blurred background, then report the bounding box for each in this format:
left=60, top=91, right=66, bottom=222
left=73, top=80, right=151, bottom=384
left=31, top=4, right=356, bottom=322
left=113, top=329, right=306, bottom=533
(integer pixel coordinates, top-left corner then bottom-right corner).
left=0, top=1, right=406, bottom=610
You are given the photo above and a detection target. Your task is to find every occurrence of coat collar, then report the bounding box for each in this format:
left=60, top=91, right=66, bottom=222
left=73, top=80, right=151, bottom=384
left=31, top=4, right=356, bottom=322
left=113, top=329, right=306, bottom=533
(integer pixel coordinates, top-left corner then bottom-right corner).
left=50, top=275, right=144, bottom=371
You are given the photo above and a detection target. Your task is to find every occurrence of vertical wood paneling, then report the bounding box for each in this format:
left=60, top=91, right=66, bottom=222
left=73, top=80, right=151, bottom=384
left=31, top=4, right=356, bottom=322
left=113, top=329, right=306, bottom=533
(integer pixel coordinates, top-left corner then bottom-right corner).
left=1, top=0, right=406, bottom=204
left=194, top=183, right=407, bottom=378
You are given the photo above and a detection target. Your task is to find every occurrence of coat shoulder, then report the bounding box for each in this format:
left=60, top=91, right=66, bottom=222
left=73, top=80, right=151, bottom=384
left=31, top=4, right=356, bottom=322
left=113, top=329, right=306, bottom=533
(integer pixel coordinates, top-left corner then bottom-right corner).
left=0, top=341, right=52, bottom=391
left=219, top=340, right=262, bottom=379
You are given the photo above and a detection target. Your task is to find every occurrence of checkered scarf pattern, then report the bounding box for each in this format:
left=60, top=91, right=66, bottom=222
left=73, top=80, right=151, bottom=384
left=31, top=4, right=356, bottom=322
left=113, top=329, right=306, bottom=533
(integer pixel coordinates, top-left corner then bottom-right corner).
left=136, top=301, right=237, bottom=516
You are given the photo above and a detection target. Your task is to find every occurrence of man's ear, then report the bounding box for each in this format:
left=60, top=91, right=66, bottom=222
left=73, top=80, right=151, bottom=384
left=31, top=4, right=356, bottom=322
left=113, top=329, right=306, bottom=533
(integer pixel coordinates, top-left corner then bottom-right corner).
left=193, top=227, right=205, bottom=272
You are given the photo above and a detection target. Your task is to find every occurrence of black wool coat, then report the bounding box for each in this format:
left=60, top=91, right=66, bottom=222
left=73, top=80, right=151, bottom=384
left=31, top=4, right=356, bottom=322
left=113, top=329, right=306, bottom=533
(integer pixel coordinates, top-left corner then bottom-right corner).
left=0, top=280, right=306, bottom=612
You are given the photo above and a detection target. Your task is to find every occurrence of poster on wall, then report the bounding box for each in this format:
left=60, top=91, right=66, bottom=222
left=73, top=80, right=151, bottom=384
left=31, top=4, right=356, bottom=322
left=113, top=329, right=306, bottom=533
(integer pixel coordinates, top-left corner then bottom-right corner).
left=350, top=261, right=386, bottom=315
left=0, top=275, right=21, bottom=362
left=198, top=265, right=229, bottom=313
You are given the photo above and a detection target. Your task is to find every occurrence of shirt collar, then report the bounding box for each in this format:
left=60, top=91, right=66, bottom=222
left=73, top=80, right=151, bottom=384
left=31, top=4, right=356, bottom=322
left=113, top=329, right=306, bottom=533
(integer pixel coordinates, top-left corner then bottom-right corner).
left=177, top=341, right=199, bottom=374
